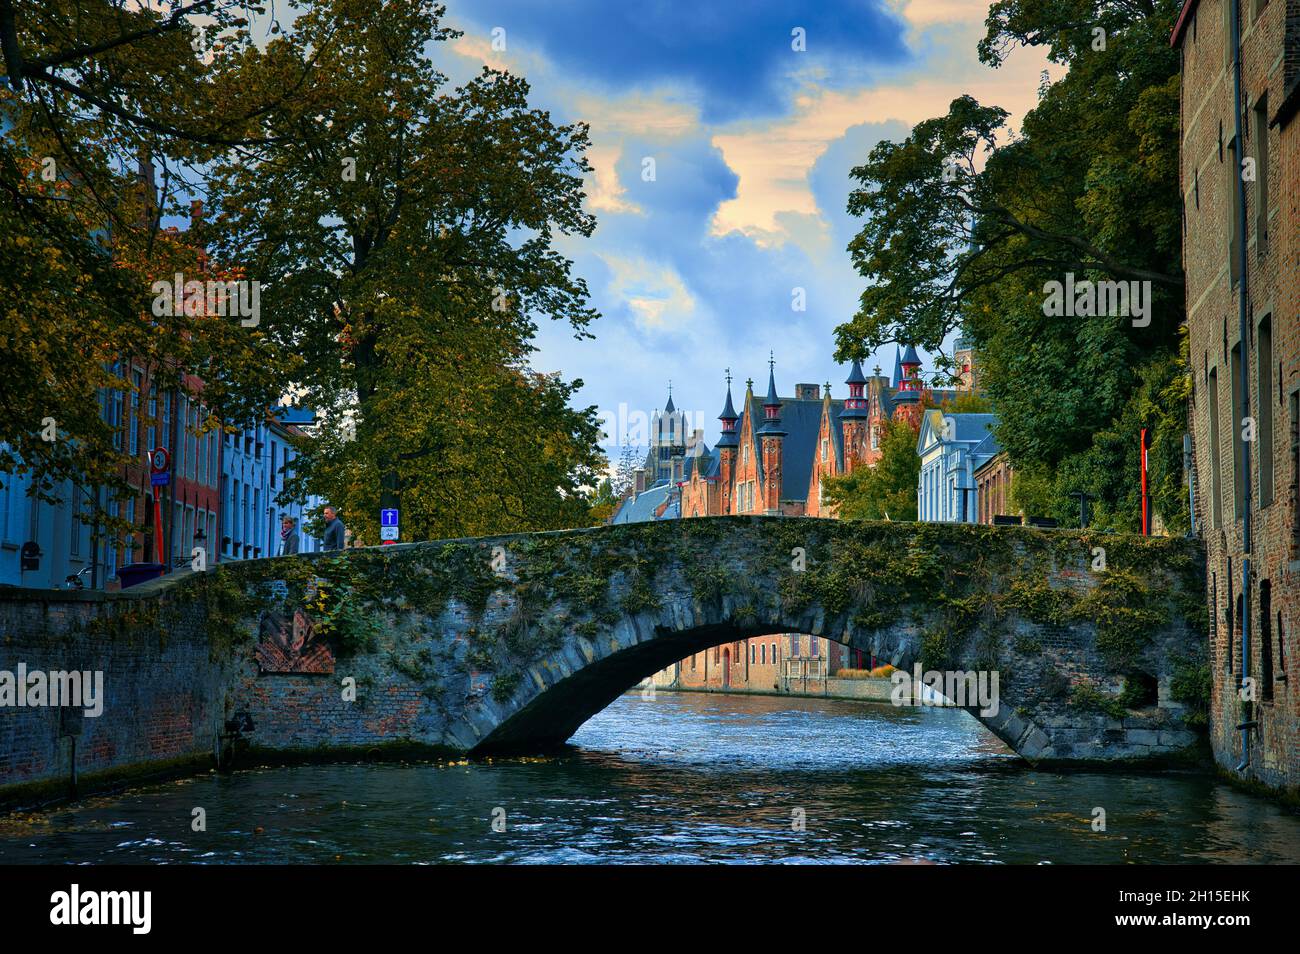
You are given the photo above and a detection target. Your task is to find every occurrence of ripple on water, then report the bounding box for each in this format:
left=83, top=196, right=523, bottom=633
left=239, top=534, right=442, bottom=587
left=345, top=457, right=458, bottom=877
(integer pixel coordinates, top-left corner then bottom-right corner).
left=3, top=691, right=1300, bottom=864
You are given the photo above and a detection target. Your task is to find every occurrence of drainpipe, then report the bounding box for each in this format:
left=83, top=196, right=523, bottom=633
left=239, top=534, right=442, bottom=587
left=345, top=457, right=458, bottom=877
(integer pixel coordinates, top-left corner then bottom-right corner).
left=1228, top=0, right=1254, bottom=773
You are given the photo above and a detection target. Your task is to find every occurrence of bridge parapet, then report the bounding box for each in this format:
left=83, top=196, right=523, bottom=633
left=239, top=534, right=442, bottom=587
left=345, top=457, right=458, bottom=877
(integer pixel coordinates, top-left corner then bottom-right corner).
left=0, top=517, right=1210, bottom=805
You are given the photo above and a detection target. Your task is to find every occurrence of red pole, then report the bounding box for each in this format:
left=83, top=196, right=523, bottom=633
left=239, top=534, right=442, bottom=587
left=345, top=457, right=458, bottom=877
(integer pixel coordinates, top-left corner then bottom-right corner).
left=1140, top=428, right=1149, bottom=535
left=154, top=494, right=164, bottom=563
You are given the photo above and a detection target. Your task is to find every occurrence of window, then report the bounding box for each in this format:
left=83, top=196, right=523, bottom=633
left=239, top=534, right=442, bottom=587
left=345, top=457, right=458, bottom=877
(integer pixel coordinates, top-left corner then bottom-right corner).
left=1226, top=558, right=1235, bottom=672
left=1209, top=367, right=1224, bottom=528
left=1291, top=392, right=1300, bottom=554
left=1230, top=345, right=1245, bottom=518
left=129, top=370, right=141, bottom=456
left=162, top=392, right=171, bottom=451
left=209, top=429, right=218, bottom=488
left=175, top=396, right=186, bottom=474
left=713, top=645, right=720, bottom=664
left=109, top=388, right=123, bottom=450
left=70, top=494, right=81, bottom=557
left=761, top=644, right=766, bottom=664
left=820, top=438, right=827, bottom=462
left=125, top=497, right=136, bottom=561
left=1227, top=137, right=1243, bottom=286
left=810, top=638, right=818, bottom=658
left=1224, top=0, right=1235, bottom=68
left=1253, top=95, right=1269, bottom=254
left=188, top=404, right=198, bottom=479
left=146, top=385, right=157, bottom=452
left=1260, top=580, right=1273, bottom=700
left=1258, top=316, right=1274, bottom=505
left=750, top=644, right=756, bottom=663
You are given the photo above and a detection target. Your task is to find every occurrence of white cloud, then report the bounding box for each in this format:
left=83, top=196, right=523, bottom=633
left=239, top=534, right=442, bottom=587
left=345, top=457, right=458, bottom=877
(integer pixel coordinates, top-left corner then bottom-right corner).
left=708, top=12, right=1055, bottom=244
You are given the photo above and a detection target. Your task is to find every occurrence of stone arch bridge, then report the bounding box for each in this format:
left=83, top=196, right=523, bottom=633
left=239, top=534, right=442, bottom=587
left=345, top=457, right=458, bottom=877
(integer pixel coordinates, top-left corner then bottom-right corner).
left=165, top=515, right=1209, bottom=766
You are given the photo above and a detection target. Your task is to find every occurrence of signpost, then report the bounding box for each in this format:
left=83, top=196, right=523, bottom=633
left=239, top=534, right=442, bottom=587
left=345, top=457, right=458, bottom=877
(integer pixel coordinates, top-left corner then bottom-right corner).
left=148, top=447, right=170, bottom=563
left=380, top=508, right=399, bottom=545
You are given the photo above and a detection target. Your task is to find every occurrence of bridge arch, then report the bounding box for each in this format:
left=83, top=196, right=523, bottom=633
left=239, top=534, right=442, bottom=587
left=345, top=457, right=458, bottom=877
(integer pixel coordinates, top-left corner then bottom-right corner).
left=198, top=516, right=1207, bottom=766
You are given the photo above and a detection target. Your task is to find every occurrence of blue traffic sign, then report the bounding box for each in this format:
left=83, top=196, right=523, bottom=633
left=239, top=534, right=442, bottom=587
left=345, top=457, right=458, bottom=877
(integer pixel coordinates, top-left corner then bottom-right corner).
left=150, top=471, right=170, bottom=487
left=381, top=508, right=399, bottom=527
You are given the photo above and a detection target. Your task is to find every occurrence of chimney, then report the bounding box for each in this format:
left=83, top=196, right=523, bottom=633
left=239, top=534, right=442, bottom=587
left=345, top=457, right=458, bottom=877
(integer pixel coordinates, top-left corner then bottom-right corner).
left=190, top=199, right=204, bottom=229
left=634, top=468, right=646, bottom=494
left=795, top=383, right=820, bottom=400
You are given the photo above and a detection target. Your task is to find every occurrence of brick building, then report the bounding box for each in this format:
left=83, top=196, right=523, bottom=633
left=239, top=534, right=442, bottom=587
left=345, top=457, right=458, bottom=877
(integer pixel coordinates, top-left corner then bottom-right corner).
left=1174, top=0, right=1299, bottom=796
left=644, top=350, right=961, bottom=692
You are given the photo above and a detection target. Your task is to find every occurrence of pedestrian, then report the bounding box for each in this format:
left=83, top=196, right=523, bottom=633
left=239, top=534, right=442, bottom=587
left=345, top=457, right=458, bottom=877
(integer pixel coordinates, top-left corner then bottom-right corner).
left=279, top=516, right=300, bottom=556
left=322, top=505, right=346, bottom=551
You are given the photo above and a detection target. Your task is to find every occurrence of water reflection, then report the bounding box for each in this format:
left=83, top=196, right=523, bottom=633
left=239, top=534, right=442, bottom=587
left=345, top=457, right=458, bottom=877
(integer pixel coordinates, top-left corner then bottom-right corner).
left=1, top=691, right=1297, bottom=864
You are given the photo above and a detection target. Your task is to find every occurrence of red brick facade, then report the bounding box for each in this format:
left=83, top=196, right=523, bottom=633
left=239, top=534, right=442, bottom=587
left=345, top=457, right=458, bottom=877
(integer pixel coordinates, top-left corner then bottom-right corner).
left=664, top=357, right=954, bottom=690
left=1175, top=0, right=1300, bottom=796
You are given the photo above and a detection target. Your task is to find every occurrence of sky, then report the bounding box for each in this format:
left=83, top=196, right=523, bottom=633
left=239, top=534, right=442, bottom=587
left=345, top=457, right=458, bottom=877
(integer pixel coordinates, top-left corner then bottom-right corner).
left=433, top=0, right=1052, bottom=457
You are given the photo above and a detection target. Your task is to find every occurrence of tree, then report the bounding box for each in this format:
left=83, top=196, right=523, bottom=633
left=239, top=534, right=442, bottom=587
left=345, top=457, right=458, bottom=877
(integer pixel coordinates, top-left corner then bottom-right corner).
left=834, top=0, right=1188, bottom=529
left=0, top=1, right=301, bottom=530
left=587, top=477, right=618, bottom=525
left=207, top=0, right=605, bottom=542
left=822, top=418, right=920, bottom=521
left=610, top=441, right=640, bottom=498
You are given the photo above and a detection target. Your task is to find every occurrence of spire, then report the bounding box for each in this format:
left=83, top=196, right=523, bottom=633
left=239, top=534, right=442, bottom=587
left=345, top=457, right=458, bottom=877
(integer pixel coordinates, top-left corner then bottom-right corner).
left=664, top=380, right=676, bottom=415
left=840, top=358, right=869, bottom=419
left=758, top=352, right=785, bottom=435
left=891, top=345, right=902, bottom=388
left=717, top=368, right=739, bottom=448
left=897, top=343, right=922, bottom=397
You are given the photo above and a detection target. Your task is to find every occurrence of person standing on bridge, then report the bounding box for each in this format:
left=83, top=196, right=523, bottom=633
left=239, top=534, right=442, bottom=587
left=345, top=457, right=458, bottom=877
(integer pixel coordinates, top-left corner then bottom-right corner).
left=322, top=505, right=346, bottom=551
left=278, top=516, right=300, bottom=556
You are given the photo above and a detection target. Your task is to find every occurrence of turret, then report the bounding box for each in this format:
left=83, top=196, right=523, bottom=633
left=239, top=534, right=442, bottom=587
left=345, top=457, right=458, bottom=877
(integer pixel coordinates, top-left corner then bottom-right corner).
left=757, top=354, right=785, bottom=513
left=839, top=358, right=869, bottom=470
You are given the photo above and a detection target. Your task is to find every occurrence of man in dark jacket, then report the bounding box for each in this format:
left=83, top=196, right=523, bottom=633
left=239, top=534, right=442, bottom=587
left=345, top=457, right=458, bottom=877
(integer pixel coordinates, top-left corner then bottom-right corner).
left=279, top=516, right=300, bottom=556
left=322, top=506, right=346, bottom=551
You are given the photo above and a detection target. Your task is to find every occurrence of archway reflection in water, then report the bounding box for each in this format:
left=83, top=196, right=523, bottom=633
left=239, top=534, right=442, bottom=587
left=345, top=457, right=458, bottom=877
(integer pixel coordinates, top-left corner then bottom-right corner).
left=2, top=691, right=1299, bottom=864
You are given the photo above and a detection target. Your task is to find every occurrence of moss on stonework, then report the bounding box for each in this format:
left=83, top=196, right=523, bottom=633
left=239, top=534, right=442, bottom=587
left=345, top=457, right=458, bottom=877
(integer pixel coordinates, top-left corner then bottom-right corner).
left=1069, top=681, right=1128, bottom=720
left=1170, top=657, right=1211, bottom=727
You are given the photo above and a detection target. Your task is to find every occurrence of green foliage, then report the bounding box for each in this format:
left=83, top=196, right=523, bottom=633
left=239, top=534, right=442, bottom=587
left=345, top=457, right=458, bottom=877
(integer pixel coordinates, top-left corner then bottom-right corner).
left=1069, top=681, right=1127, bottom=720
left=834, top=0, right=1188, bottom=530
left=822, top=418, right=920, bottom=520
left=1170, top=658, right=1212, bottom=727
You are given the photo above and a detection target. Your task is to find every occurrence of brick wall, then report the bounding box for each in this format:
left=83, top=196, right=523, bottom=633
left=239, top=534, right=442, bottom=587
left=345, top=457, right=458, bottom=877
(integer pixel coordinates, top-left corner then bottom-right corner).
left=1179, top=0, right=1300, bottom=796
left=0, top=587, right=222, bottom=805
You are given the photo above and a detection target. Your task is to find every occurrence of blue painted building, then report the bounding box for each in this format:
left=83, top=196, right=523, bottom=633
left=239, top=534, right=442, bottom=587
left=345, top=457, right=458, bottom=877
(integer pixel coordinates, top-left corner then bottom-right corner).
left=916, top=410, right=1001, bottom=523
left=219, top=406, right=324, bottom=561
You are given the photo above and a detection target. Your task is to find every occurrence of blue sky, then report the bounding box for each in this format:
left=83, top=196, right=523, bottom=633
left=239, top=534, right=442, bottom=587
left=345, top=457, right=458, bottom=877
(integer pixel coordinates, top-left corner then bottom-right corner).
left=435, top=1, right=1050, bottom=460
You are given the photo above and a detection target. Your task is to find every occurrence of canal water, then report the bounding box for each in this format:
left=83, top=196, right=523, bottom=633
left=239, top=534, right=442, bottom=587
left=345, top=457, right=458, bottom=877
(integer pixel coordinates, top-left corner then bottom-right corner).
left=3, top=691, right=1299, bottom=864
